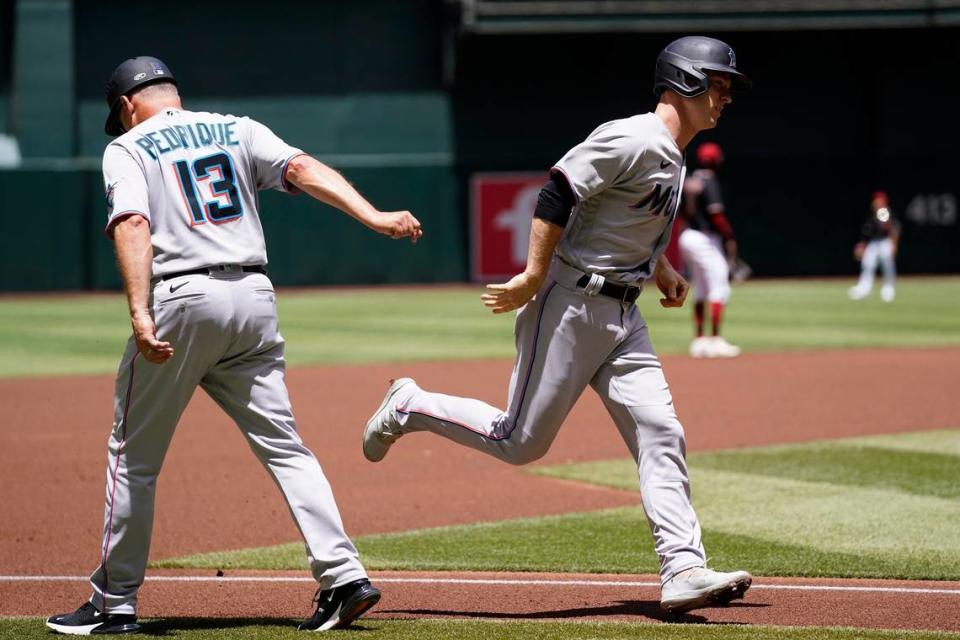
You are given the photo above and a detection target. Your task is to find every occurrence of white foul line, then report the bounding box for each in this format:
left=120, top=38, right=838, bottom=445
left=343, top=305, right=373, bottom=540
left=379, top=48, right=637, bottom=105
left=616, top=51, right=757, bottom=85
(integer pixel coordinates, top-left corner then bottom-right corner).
left=1, top=575, right=960, bottom=596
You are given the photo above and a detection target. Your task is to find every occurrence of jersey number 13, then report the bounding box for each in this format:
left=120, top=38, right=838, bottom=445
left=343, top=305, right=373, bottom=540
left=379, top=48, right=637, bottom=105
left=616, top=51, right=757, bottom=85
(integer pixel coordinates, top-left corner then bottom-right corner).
left=173, top=152, right=244, bottom=225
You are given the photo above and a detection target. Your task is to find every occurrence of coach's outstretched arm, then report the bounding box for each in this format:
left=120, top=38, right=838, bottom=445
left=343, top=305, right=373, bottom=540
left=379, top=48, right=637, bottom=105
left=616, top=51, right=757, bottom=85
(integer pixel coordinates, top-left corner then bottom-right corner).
left=285, top=154, right=423, bottom=242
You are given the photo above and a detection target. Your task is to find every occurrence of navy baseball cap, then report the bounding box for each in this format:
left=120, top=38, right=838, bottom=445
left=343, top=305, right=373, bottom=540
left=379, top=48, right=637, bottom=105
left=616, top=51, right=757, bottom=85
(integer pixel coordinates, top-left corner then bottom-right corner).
left=104, top=56, right=177, bottom=136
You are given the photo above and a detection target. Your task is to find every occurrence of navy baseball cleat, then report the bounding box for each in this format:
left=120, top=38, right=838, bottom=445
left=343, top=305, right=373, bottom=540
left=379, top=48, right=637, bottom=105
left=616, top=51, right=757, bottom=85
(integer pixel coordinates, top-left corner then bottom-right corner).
left=298, top=578, right=381, bottom=632
left=46, top=601, right=141, bottom=635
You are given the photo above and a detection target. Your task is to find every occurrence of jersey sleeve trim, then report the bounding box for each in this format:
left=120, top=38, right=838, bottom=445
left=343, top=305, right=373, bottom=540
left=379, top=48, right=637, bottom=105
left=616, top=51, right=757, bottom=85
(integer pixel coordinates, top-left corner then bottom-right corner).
left=549, top=166, right=579, bottom=204
left=533, top=172, right=576, bottom=228
left=280, top=152, right=308, bottom=195
left=104, top=210, right=150, bottom=238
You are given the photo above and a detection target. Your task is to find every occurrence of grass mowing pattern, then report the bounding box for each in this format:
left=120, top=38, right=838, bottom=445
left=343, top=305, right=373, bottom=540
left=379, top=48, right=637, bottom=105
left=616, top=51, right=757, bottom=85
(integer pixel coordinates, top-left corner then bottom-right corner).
left=532, top=429, right=960, bottom=578
left=156, top=508, right=659, bottom=573
left=155, top=429, right=960, bottom=580
left=2, top=618, right=957, bottom=639
left=156, top=506, right=957, bottom=580
left=1, top=276, right=959, bottom=377
left=693, top=445, right=960, bottom=499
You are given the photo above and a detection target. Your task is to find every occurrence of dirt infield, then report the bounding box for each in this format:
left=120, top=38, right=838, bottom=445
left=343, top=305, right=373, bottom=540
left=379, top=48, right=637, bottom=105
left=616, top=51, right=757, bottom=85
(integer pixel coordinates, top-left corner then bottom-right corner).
left=1, top=347, right=959, bottom=631
left=4, top=571, right=960, bottom=632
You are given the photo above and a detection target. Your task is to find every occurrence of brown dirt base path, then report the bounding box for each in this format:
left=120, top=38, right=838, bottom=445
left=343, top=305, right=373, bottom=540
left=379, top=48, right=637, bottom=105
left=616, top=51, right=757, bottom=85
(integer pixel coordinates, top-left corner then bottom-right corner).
left=5, top=571, right=960, bottom=633
left=1, top=348, right=959, bottom=631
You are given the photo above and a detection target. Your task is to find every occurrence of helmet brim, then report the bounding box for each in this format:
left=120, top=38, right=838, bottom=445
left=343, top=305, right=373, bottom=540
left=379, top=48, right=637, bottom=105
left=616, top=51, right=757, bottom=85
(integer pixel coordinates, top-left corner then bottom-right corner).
left=698, top=64, right=753, bottom=91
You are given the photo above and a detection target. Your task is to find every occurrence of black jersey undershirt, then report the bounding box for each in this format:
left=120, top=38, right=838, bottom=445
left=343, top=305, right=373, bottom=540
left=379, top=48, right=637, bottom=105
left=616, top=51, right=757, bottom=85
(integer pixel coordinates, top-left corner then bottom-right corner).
left=533, top=171, right=576, bottom=228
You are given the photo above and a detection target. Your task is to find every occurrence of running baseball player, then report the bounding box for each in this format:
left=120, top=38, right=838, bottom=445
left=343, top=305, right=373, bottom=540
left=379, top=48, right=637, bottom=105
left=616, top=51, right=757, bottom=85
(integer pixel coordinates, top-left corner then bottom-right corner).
left=46, top=56, right=421, bottom=635
left=848, top=190, right=900, bottom=302
left=678, top=142, right=741, bottom=357
left=363, top=36, right=753, bottom=615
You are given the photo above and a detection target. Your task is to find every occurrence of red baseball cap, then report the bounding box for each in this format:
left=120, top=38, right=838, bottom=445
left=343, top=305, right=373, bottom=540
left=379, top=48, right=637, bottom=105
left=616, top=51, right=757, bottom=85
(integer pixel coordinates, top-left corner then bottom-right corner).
left=696, top=142, right=724, bottom=168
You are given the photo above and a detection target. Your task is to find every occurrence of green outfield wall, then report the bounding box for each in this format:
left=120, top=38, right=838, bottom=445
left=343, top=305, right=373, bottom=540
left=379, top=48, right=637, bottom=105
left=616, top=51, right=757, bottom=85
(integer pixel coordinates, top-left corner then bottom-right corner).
left=0, top=163, right=463, bottom=292
left=1, top=2, right=958, bottom=291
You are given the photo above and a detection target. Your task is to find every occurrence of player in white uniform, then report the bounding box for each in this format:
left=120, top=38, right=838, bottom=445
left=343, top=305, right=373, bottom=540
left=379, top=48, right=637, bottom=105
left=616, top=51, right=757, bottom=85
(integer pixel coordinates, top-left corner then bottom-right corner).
left=363, top=37, right=753, bottom=614
left=848, top=191, right=900, bottom=302
left=679, top=142, right=742, bottom=358
left=46, top=56, right=421, bottom=636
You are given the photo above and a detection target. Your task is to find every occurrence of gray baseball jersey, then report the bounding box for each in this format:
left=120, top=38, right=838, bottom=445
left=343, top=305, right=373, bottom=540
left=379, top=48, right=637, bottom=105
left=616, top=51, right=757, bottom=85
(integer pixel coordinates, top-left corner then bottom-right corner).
left=103, top=108, right=301, bottom=274
left=89, top=109, right=368, bottom=615
left=553, top=113, right=685, bottom=284
left=369, top=111, right=714, bottom=585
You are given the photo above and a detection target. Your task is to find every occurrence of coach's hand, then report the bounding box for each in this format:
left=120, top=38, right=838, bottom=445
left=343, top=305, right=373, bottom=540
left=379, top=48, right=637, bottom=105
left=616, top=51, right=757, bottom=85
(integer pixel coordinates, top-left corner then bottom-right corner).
left=375, top=210, right=423, bottom=243
left=482, top=272, right=542, bottom=314
left=131, top=309, right=174, bottom=364
left=654, top=260, right=689, bottom=308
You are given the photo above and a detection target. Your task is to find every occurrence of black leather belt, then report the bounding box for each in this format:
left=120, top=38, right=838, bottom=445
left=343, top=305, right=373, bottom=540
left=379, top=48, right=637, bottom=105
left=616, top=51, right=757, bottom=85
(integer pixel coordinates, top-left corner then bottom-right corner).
left=576, top=274, right=641, bottom=304
left=158, top=265, right=267, bottom=282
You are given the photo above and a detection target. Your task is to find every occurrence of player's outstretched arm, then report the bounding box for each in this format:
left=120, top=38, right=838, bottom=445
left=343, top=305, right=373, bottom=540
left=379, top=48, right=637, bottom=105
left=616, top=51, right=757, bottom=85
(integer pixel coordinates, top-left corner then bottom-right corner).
left=285, top=154, right=422, bottom=242
left=482, top=218, right=564, bottom=314
left=653, top=255, right=689, bottom=308
left=112, top=215, right=174, bottom=364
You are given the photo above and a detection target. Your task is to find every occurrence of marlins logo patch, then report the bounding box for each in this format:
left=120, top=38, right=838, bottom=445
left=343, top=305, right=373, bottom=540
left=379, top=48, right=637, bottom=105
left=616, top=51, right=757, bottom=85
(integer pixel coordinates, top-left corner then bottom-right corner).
left=728, top=48, right=737, bottom=67
left=106, top=182, right=116, bottom=214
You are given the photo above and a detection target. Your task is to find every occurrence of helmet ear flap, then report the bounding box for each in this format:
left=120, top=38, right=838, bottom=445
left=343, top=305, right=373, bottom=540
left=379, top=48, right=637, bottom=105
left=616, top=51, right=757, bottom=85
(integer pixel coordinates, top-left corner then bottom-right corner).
left=653, top=51, right=708, bottom=97
left=655, top=70, right=707, bottom=98
left=680, top=69, right=707, bottom=96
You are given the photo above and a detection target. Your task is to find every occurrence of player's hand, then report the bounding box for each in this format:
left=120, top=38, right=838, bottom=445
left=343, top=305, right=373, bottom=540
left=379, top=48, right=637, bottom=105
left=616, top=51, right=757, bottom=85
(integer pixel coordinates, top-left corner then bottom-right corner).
left=131, top=309, right=174, bottom=364
left=654, top=263, right=689, bottom=308
left=481, top=272, right=542, bottom=314
left=853, top=242, right=866, bottom=261
left=374, top=210, right=423, bottom=243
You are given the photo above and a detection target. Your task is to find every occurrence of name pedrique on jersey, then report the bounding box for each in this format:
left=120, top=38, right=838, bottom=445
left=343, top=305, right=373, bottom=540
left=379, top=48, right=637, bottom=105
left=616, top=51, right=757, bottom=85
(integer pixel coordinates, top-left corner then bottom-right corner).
left=132, top=121, right=239, bottom=160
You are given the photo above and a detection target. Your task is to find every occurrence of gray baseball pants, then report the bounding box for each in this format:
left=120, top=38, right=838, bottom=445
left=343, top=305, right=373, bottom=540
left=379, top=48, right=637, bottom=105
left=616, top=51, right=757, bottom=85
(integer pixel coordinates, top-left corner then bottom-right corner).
left=394, top=259, right=706, bottom=581
left=89, top=269, right=366, bottom=614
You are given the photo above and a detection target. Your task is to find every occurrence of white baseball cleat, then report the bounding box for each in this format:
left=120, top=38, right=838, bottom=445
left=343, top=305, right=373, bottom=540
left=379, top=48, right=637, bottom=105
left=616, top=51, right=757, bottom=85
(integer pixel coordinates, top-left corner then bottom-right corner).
left=660, top=567, right=752, bottom=614
left=880, top=285, right=895, bottom=302
left=688, top=336, right=712, bottom=358
left=363, top=378, right=417, bottom=462
left=709, top=336, right=741, bottom=358
left=848, top=286, right=869, bottom=300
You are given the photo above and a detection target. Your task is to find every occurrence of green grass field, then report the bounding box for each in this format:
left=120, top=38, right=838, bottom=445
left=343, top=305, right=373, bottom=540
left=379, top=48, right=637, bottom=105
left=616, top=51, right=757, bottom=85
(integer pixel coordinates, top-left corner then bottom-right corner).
left=156, top=429, right=960, bottom=581
left=4, top=279, right=959, bottom=638
left=4, top=618, right=955, bottom=640
left=0, top=276, right=958, bottom=377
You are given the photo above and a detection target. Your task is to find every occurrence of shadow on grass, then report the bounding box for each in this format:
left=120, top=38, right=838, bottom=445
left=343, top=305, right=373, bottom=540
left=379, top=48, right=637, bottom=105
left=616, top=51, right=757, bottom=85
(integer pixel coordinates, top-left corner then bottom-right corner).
left=135, top=617, right=378, bottom=635
left=381, top=599, right=766, bottom=624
